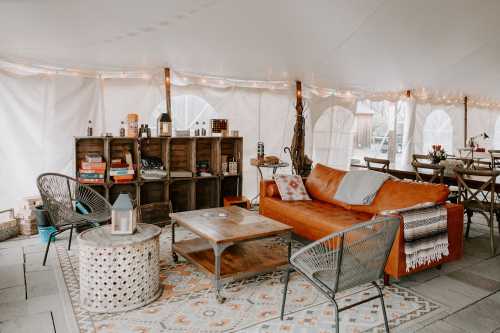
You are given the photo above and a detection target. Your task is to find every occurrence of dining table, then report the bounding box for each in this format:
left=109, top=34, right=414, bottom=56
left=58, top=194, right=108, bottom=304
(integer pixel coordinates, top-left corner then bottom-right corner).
left=351, top=159, right=500, bottom=193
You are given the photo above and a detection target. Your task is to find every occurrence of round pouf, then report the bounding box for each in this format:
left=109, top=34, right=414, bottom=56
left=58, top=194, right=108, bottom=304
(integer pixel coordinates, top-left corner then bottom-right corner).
left=78, top=223, right=162, bottom=313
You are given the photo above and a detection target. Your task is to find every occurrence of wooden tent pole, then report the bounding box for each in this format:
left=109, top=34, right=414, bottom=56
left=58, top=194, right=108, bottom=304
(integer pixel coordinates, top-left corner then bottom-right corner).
left=464, top=96, right=468, bottom=146
left=164, top=68, right=171, bottom=116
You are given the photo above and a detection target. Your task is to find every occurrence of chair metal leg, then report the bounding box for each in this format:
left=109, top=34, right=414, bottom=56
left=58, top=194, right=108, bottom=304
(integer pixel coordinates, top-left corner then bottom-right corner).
left=280, top=268, right=291, bottom=320
left=373, top=282, right=390, bottom=332
left=490, top=214, right=495, bottom=256
left=42, top=230, right=58, bottom=266
left=332, top=298, right=340, bottom=333
left=68, top=225, right=74, bottom=251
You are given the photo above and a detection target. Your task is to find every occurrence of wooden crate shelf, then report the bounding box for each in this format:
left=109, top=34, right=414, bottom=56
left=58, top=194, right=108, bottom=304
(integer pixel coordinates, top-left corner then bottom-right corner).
left=170, top=138, right=195, bottom=174
left=75, top=136, right=243, bottom=221
left=195, top=138, right=219, bottom=176
left=170, top=179, right=195, bottom=212
left=195, top=177, right=219, bottom=210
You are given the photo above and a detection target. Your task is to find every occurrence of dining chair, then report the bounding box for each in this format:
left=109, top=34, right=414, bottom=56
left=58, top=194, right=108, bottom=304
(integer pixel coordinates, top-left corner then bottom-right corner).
left=364, top=157, right=390, bottom=173
left=411, top=161, right=445, bottom=184
left=281, top=216, right=400, bottom=333
left=37, top=173, right=112, bottom=265
left=489, top=150, right=500, bottom=169
left=454, top=167, right=500, bottom=255
left=411, top=154, right=432, bottom=163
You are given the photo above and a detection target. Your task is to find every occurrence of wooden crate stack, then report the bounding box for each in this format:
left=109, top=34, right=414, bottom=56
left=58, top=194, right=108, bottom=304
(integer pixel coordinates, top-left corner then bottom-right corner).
left=75, top=136, right=243, bottom=225
left=17, top=196, right=42, bottom=235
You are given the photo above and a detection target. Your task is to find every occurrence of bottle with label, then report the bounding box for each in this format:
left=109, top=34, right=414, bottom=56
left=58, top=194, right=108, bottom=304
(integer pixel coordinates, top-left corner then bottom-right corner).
left=87, top=120, right=93, bottom=137
left=201, top=121, right=207, bottom=136
left=119, top=121, right=125, bottom=137
left=157, top=112, right=172, bottom=137
left=145, top=124, right=151, bottom=138
left=194, top=121, right=200, bottom=136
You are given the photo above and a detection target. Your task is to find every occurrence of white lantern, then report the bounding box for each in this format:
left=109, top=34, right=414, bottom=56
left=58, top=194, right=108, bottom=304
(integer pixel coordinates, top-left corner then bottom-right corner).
left=111, top=193, right=137, bottom=235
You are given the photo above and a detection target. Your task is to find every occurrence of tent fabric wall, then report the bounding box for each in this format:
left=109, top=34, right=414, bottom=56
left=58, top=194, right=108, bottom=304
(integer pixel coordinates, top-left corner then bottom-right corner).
left=0, top=69, right=296, bottom=209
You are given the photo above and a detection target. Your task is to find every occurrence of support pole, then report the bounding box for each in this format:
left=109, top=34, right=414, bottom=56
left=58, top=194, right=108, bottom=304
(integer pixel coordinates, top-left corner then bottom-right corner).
left=464, top=96, right=468, bottom=146
left=164, top=68, right=171, bottom=116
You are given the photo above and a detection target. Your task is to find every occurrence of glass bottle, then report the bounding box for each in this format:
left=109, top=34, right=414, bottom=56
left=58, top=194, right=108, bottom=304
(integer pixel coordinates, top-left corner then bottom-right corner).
left=157, top=112, right=172, bottom=137
left=119, top=121, right=125, bottom=137
left=201, top=121, right=207, bottom=136
left=87, top=120, right=93, bottom=137
left=139, top=124, right=144, bottom=138
left=194, top=121, right=200, bottom=136
left=145, top=124, right=151, bottom=138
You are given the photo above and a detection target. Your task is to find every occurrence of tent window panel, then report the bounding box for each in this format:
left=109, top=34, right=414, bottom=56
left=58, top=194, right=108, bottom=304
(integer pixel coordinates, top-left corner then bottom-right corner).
left=422, top=109, right=453, bottom=153
left=494, top=116, right=500, bottom=149
left=171, top=95, right=218, bottom=131
left=352, top=100, right=400, bottom=164
left=312, top=106, right=354, bottom=169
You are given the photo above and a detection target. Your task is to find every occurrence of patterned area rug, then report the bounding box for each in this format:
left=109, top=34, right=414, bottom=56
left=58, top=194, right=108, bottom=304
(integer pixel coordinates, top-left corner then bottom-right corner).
left=56, top=226, right=441, bottom=333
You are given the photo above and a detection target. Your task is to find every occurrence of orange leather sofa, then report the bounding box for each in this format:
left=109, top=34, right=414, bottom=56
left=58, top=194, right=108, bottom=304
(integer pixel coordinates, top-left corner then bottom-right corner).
left=260, top=163, right=464, bottom=281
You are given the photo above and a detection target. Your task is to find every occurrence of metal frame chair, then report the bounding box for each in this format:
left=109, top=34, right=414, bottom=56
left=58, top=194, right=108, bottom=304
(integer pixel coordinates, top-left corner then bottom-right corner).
left=281, top=216, right=400, bottom=333
left=37, top=173, right=112, bottom=265
left=364, top=157, right=390, bottom=173
left=411, top=161, right=445, bottom=184
left=454, top=167, right=500, bottom=255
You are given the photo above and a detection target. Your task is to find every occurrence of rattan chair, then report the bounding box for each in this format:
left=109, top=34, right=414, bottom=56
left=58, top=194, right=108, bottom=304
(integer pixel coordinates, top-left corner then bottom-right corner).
left=37, top=173, right=112, bottom=265
left=364, top=157, right=390, bottom=173
left=454, top=167, right=500, bottom=255
left=281, top=216, right=400, bottom=333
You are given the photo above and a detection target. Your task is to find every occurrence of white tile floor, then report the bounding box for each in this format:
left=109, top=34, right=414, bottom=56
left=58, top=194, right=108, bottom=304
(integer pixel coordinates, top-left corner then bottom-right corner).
left=0, top=218, right=499, bottom=333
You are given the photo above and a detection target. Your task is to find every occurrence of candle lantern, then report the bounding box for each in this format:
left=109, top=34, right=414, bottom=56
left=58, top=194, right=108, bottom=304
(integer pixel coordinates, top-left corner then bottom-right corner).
left=111, top=193, right=137, bottom=235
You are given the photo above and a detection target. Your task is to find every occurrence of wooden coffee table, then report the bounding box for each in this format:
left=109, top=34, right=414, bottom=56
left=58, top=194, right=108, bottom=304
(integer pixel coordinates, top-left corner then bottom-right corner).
left=170, top=206, right=293, bottom=303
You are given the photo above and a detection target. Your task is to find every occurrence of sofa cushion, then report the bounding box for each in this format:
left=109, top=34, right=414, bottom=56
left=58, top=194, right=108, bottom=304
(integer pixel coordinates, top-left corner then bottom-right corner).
left=273, top=174, right=311, bottom=201
left=305, top=164, right=352, bottom=209
left=351, top=179, right=450, bottom=214
left=259, top=197, right=373, bottom=241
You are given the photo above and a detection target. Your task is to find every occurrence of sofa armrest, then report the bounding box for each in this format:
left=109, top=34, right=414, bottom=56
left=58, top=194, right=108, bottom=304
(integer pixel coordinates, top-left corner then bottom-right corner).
left=260, top=180, right=281, bottom=199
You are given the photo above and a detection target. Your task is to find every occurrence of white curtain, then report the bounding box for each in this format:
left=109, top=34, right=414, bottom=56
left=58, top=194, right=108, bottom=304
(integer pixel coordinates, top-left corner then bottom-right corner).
left=0, top=69, right=296, bottom=209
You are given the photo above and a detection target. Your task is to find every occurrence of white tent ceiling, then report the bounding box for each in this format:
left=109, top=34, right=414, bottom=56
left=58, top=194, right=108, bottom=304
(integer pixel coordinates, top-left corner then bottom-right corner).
left=1, top=0, right=500, bottom=98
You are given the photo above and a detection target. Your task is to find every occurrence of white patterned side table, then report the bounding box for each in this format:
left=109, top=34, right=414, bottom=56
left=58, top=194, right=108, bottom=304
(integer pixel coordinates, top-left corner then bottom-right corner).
left=78, top=223, right=162, bottom=313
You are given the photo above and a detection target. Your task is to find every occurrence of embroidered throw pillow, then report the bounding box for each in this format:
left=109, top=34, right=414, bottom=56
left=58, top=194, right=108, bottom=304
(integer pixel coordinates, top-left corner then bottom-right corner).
left=273, top=175, right=311, bottom=201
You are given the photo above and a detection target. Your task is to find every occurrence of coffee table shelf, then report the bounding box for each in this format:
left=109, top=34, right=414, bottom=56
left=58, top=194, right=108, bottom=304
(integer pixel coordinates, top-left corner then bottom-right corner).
left=173, top=237, right=289, bottom=278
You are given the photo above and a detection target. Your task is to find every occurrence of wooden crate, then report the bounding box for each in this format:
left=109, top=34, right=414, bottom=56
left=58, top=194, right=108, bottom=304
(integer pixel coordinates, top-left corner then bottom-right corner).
left=75, top=138, right=107, bottom=177
left=220, top=137, right=243, bottom=175
left=195, top=178, right=219, bottom=210
left=220, top=175, right=242, bottom=200
left=140, top=181, right=168, bottom=205
left=195, top=138, right=219, bottom=176
left=140, top=202, right=171, bottom=226
left=109, top=138, right=137, bottom=183
left=109, top=183, right=138, bottom=205
left=139, top=137, right=169, bottom=174
left=170, top=138, right=194, bottom=173
left=169, top=179, right=194, bottom=212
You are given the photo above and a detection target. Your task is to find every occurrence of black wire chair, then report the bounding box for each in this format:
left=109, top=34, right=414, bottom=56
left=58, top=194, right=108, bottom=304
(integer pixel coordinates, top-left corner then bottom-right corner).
left=281, top=216, right=400, bottom=333
left=37, top=173, right=112, bottom=265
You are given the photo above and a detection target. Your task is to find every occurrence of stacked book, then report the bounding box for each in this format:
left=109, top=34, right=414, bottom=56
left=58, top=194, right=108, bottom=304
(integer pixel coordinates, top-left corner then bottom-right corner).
left=110, top=159, right=135, bottom=183
left=79, top=153, right=106, bottom=184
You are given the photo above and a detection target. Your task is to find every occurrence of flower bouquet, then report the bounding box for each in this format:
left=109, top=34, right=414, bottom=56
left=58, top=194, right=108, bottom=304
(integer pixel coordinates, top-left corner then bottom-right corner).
left=429, top=145, right=447, bottom=164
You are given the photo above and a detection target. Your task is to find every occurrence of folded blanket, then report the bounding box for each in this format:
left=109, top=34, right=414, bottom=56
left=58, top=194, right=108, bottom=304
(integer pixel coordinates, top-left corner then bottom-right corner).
left=334, top=170, right=390, bottom=205
left=401, top=205, right=449, bottom=271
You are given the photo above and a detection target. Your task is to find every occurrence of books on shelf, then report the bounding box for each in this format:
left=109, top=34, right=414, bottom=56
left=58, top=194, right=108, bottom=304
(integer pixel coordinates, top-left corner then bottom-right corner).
left=110, top=158, right=135, bottom=182
left=79, top=154, right=106, bottom=184
left=78, top=178, right=105, bottom=184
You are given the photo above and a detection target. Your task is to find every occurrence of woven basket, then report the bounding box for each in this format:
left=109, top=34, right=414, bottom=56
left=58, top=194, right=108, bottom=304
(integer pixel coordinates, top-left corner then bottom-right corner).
left=0, top=209, right=19, bottom=241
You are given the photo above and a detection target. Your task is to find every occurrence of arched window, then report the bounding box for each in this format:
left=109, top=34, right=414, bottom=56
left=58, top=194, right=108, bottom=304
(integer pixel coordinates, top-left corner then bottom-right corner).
left=149, top=95, right=218, bottom=133
left=422, top=109, right=453, bottom=153
left=312, top=106, right=355, bottom=169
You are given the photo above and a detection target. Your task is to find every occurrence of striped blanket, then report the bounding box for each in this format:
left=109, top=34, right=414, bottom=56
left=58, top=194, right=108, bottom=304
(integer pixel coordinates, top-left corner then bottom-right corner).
left=401, top=205, right=449, bottom=271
